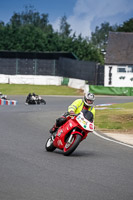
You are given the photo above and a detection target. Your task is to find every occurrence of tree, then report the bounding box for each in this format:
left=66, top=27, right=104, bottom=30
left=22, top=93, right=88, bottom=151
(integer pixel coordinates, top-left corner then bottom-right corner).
left=9, top=5, right=53, bottom=33
left=117, top=18, right=133, bottom=32
left=90, top=22, right=118, bottom=50
left=0, top=21, right=5, bottom=49
left=0, top=5, right=106, bottom=64
left=59, top=15, right=72, bottom=37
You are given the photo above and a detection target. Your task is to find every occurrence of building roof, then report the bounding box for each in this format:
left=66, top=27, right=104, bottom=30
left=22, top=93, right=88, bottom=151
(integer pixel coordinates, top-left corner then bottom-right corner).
left=105, top=32, right=133, bottom=65
left=0, top=51, right=78, bottom=60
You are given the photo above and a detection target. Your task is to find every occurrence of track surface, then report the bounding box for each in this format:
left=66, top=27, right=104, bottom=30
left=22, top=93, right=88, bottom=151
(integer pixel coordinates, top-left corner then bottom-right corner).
left=0, top=95, right=133, bottom=200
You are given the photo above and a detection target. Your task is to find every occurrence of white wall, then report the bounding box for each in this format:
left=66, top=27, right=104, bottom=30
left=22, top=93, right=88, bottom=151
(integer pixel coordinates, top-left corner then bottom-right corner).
left=68, top=78, right=86, bottom=90
left=0, top=75, right=63, bottom=85
left=104, top=65, right=133, bottom=87
left=0, top=74, right=89, bottom=93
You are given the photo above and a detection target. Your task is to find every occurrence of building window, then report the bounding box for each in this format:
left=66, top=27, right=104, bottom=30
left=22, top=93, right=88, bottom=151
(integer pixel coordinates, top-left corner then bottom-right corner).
left=117, top=66, right=133, bottom=73
left=127, top=66, right=133, bottom=73
left=117, top=67, right=126, bottom=73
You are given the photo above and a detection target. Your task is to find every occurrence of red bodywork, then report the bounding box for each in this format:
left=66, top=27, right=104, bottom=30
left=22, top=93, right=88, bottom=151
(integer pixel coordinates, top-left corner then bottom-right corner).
left=53, top=116, right=90, bottom=150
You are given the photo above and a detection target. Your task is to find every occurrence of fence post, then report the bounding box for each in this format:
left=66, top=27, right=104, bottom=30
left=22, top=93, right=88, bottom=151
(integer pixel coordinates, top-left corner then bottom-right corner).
left=95, top=63, right=99, bottom=85
left=34, top=59, right=37, bottom=75
left=53, top=60, right=56, bottom=76
left=16, top=58, right=19, bottom=75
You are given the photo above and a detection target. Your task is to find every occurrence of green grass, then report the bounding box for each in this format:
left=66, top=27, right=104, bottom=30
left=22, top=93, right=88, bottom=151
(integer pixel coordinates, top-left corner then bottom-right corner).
left=0, top=83, right=84, bottom=96
left=95, top=102, right=133, bottom=133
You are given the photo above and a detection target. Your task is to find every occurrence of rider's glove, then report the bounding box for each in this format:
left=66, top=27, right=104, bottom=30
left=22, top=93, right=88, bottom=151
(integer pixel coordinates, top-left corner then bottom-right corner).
left=69, top=110, right=75, bottom=116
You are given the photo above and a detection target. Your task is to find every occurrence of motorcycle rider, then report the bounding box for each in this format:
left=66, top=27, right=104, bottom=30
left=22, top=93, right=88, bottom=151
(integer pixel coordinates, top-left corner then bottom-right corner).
left=26, top=93, right=39, bottom=104
left=49, top=92, right=95, bottom=134
left=0, top=92, right=7, bottom=100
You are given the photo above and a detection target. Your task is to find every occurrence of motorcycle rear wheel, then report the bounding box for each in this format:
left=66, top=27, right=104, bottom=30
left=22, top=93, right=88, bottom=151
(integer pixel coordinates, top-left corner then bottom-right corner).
left=45, top=137, right=56, bottom=152
left=63, top=134, right=82, bottom=156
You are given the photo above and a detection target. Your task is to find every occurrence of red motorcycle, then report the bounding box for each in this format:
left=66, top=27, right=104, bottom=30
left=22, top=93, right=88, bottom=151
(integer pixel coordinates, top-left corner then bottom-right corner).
left=45, top=110, right=94, bottom=156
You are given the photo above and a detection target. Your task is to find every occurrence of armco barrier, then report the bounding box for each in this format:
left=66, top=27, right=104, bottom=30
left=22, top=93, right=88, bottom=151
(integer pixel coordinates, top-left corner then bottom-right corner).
left=0, top=99, right=18, bottom=105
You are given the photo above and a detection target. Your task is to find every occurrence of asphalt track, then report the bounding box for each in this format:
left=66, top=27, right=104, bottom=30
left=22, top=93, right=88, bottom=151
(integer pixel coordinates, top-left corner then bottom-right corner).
left=0, top=95, right=133, bottom=200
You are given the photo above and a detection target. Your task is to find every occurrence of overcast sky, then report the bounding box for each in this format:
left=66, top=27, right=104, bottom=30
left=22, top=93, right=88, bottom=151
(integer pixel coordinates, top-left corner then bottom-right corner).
left=0, top=0, right=133, bottom=37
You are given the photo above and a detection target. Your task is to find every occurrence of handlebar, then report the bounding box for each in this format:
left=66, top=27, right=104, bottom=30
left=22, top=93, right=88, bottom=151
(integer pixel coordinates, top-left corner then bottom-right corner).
left=67, top=112, right=79, bottom=117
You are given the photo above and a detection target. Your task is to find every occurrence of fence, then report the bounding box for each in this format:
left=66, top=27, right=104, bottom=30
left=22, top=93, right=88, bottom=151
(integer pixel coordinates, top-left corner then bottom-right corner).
left=0, top=51, right=104, bottom=85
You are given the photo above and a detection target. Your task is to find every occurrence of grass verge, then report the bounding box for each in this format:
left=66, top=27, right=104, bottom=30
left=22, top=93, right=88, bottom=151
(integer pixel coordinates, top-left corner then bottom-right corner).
left=95, top=102, right=133, bottom=134
left=0, top=83, right=84, bottom=96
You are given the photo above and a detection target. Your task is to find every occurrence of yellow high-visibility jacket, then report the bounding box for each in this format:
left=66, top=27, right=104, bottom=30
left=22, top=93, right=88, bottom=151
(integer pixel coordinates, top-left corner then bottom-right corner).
left=68, top=99, right=95, bottom=120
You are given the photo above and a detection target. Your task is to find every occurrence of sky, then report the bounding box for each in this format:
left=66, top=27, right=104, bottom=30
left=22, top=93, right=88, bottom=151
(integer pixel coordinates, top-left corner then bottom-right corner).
left=0, top=0, right=133, bottom=37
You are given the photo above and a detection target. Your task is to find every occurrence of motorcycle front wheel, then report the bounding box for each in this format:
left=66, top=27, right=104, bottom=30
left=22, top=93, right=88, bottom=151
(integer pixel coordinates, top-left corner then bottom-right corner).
left=63, top=134, right=82, bottom=156
left=41, top=99, right=46, bottom=105
left=45, top=136, right=56, bottom=152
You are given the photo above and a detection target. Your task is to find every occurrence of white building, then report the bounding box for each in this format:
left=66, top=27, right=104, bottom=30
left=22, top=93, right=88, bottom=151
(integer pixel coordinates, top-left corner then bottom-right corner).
left=104, top=32, right=133, bottom=87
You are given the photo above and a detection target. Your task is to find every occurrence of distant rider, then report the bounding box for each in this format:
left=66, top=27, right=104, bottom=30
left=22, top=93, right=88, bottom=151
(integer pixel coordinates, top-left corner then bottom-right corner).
left=26, top=93, right=38, bottom=104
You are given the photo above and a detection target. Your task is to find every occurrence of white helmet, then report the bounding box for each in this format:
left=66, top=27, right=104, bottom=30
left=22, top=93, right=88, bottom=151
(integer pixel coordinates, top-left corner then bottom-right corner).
left=84, top=92, right=95, bottom=106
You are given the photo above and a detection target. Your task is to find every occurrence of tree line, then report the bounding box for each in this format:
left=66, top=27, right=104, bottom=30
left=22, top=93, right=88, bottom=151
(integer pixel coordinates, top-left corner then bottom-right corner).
left=0, top=6, right=133, bottom=64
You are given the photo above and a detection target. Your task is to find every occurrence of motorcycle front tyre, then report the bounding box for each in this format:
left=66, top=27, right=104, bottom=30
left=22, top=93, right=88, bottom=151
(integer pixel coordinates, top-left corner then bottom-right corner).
left=63, top=134, right=82, bottom=156
left=41, top=99, right=46, bottom=105
left=45, top=137, right=56, bottom=152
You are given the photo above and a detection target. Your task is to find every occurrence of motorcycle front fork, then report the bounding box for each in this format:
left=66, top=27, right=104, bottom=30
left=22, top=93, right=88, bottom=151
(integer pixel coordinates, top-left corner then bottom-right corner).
left=67, top=134, right=74, bottom=144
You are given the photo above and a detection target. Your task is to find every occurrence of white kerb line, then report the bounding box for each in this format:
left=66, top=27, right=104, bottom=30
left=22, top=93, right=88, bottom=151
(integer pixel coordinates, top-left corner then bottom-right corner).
left=93, top=131, right=133, bottom=149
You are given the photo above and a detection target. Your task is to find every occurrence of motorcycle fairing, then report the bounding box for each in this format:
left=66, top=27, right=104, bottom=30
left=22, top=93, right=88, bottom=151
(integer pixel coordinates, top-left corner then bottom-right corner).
left=71, top=130, right=89, bottom=141
left=58, top=118, right=78, bottom=136
left=53, top=118, right=79, bottom=149
left=76, top=113, right=94, bottom=131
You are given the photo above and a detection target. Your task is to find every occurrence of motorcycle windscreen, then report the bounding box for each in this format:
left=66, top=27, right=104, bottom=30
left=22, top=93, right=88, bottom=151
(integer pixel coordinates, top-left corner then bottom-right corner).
left=81, top=110, right=93, bottom=122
